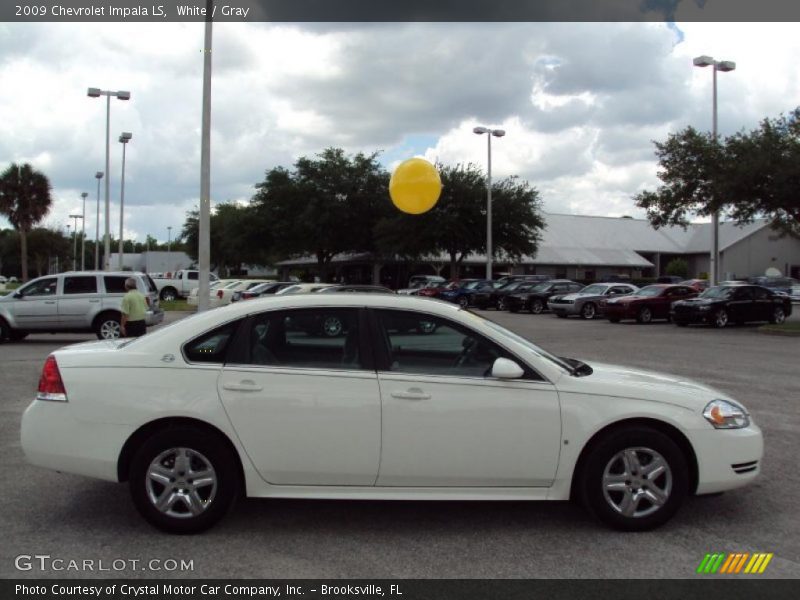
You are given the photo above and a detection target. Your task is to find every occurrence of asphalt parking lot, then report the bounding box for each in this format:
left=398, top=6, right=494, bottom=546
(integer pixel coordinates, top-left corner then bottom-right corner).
left=1, top=309, right=798, bottom=579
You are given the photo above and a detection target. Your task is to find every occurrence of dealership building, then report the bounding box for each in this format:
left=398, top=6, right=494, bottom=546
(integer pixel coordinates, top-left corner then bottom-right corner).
left=276, top=214, right=800, bottom=286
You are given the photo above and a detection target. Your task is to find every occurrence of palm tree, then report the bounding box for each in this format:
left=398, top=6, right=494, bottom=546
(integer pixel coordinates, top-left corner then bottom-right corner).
left=0, top=163, right=53, bottom=282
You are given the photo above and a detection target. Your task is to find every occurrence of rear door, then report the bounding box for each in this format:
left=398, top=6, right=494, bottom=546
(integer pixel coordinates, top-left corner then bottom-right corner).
left=58, top=275, right=101, bottom=327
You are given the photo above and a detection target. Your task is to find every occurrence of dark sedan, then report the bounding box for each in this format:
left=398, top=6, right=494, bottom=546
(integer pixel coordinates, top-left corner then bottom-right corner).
left=671, top=284, right=791, bottom=328
left=472, top=280, right=542, bottom=310
left=603, top=284, right=697, bottom=324
left=438, top=279, right=496, bottom=308
left=504, top=280, right=585, bottom=314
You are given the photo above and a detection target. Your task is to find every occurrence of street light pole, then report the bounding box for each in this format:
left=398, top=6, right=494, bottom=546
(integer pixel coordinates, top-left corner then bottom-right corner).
left=80, top=192, right=88, bottom=270
left=197, top=0, right=214, bottom=312
left=167, top=226, right=172, bottom=273
left=69, top=214, right=83, bottom=271
left=94, top=171, right=103, bottom=270
left=473, top=126, right=506, bottom=280
left=693, top=55, right=735, bottom=285
left=87, top=87, right=131, bottom=272
left=118, top=132, right=133, bottom=270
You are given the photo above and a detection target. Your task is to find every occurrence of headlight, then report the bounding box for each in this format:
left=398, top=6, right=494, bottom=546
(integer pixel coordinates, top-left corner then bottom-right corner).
left=703, top=399, right=750, bottom=429
left=697, top=305, right=711, bottom=311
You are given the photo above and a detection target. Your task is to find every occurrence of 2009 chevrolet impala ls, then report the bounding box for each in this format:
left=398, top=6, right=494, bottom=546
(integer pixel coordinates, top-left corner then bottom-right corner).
left=21, top=294, right=762, bottom=533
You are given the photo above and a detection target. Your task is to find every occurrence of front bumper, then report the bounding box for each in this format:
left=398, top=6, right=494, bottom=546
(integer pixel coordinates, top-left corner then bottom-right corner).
left=670, top=308, right=712, bottom=324
left=689, top=423, right=763, bottom=494
left=550, top=303, right=580, bottom=316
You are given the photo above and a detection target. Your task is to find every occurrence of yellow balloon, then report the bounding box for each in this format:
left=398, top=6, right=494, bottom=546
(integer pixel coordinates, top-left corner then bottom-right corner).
left=389, top=158, right=442, bottom=215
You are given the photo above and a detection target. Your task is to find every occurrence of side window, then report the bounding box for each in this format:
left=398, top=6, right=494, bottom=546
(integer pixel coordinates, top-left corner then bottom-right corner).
left=63, top=276, right=98, bottom=295
left=103, top=276, right=128, bottom=294
left=183, top=320, right=242, bottom=364
left=188, top=272, right=199, bottom=280
left=735, top=287, right=755, bottom=300
left=238, top=308, right=363, bottom=370
left=753, top=288, right=769, bottom=300
left=20, top=278, right=58, bottom=297
left=569, top=283, right=583, bottom=292
left=610, top=286, right=628, bottom=295
left=375, top=310, right=509, bottom=378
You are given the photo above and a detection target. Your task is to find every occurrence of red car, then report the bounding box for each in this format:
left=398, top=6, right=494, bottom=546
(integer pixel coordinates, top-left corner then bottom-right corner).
left=416, top=281, right=457, bottom=298
left=603, top=284, right=698, bottom=324
left=680, top=279, right=710, bottom=292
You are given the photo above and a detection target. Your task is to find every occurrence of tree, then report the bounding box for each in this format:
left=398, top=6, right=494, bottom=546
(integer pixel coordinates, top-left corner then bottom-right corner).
left=665, top=257, right=689, bottom=279
left=491, top=175, right=546, bottom=261
left=634, top=108, right=800, bottom=237
left=253, top=148, right=390, bottom=281
left=27, top=227, right=70, bottom=277
left=0, top=163, right=53, bottom=281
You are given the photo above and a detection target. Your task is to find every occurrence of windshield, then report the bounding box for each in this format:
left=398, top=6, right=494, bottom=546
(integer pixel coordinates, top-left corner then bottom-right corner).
left=633, top=286, right=663, bottom=297
left=530, top=283, right=551, bottom=292
left=462, top=280, right=482, bottom=289
left=580, top=284, right=607, bottom=295
left=700, top=286, right=734, bottom=299
left=478, top=316, right=575, bottom=374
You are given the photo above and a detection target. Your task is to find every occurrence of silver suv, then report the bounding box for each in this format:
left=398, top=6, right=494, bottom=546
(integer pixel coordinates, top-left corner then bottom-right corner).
left=0, top=271, right=163, bottom=342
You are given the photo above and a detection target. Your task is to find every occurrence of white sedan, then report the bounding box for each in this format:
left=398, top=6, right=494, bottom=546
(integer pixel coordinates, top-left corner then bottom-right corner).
left=21, top=294, right=762, bottom=533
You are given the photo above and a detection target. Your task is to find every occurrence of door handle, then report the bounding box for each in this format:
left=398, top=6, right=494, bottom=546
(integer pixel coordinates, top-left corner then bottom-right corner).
left=223, top=380, right=263, bottom=392
left=390, top=388, right=431, bottom=400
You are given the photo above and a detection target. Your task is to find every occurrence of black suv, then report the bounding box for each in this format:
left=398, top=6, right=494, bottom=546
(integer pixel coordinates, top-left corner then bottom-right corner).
left=503, top=280, right=585, bottom=314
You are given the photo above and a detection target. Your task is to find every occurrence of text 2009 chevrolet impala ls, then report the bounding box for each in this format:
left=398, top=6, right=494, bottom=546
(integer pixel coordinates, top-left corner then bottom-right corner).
left=22, top=294, right=762, bottom=533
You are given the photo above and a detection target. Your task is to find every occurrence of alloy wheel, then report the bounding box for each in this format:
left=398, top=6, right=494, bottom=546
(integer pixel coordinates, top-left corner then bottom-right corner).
left=638, top=308, right=652, bottom=324
left=531, top=299, right=544, bottom=314
left=773, top=307, right=786, bottom=324
left=602, top=447, right=673, bottom=519
left=322, top=316, right=343, bottom=337
left=145, top=447, right=218, bottom=519
left=99, top=319, right=121, bottom=339
left=581, top=303, right=596, bottom=319
left=714, top=309, right=728, bottom=328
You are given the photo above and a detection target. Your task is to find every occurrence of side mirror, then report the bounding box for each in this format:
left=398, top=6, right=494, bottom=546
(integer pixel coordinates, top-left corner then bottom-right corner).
left=13, top=291, right=22, bottom=299
left=491, top=357, right=524, bottom=379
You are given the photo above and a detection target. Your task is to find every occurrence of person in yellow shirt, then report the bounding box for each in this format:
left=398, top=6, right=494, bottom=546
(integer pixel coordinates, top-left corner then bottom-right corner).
left=120, top=277, right=148, bottom=337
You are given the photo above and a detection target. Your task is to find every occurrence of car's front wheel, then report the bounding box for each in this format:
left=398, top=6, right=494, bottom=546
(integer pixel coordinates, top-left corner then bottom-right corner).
left=580, top=426, right=688, bottom=531
left=770, top=307, right=786, bottom=324
left=636, top=307, right=653, bottom=324
left=130, top=427, right=239, bottom=534
left=458, top=296, right=470, bottom=309
left=530, top=299, right=544, bottom=314
left=713, top=309, right=729, bottom=328
left=581, top=303, right=597, bottom=320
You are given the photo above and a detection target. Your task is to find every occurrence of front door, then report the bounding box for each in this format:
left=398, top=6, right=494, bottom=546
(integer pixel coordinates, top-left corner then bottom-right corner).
left=372, top=309, right=561, bottom=487
left=217, top=307, right=381, bottom=486
left=13, top=277, right=59, bottom=329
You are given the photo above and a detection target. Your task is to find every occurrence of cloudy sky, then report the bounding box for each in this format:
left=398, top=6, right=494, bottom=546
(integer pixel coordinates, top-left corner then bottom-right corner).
left=1, top=19, right=799, bottom=244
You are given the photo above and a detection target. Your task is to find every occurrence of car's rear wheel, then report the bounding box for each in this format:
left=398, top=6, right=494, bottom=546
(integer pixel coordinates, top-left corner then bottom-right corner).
left=580, top=426, right=688, bottom=531
left=160, top=287, right=178, bottom=302
left=130, top=427, right=239, bottom=534
left=581, top=303, right=597, bottom=320
left=95, top=313, right=122, bottom=340
left=770, top=307, right=786, bottom=324
left=530, top=299, right=544, bottom=314
left=458, top=296, right=470, bottom=309
left=713, top=309, right=729, bottom=328
left=636, top=307, right=653, bottom=324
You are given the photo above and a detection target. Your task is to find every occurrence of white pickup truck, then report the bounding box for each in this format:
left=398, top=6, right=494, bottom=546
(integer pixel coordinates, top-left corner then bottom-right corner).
left=152, top=270, right=218, bottom=301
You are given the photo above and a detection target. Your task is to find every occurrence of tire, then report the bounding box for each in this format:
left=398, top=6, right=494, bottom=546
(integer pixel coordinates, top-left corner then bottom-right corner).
left=579, top=426, right=688, bottom=531
left=530, top=299, right=544, bottom=314
left=160, top=287, right=178, bottom=302
left=0, top=319, right=9, bottom=342
left=580, top=303, right=597, bottom=320
left=712, top=309, right=729, bottom=329
left=129, top=427, right=239, bottom=534
left=497, top=298, right=506, bottom=311
left=321, top=315, right=343, bottom=337
left=458, top=296, right=470, bottom=309
left=95, top=313, right=122, bottom=340
left=770, top=307, right=786, bottom=325
left=636, top=307, right=653, bottom=324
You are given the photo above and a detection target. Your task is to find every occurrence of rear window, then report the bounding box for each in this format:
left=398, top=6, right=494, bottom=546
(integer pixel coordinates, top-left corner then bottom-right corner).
left=183, top=320, right=242, bottom=364
left=103, top=276, right=128, bottom=294
left=143, top=275, right=158, bottom=293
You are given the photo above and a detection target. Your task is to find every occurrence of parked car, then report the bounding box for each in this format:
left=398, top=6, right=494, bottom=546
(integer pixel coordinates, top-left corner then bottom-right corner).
left=680, top=279, right=710, bottom=292
left=209, top=280, right=273, bottom=308
left=22, top=293, right=763, bottom=533
left=603, top=284, right=698, bottom=324
left=415, top=281, right=455, bottom=298
left=397, top=276, right=447, bottom=295
left=187, top=279, right=239, bottom=307
left=791, top=285, right=800, bottom=304
left=747, top=276, right=798, bottom=296
left=549, top=283, right=639, bottom=320
left=233, top=282, right=296, bottom=302
left=0, top=276, right=7, bottom=284
left=472, top=280, right=543, bottom=310
left=0, top=271, right=163, bottom=341
left=671, top=285, right=792, bottom=328
left=504, top=280, right=585, bottom=314
left=153, top=270, right=219, bottom=302
left=276, top=283, right=339, bottom=295
left=438, top=279, right=496, bottom=308
left=316, top=285, right=395, bottom=294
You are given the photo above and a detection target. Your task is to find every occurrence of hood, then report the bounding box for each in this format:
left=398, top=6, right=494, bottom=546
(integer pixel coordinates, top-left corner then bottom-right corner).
left=605, top=295, right=645, bottom=305
left=559, top=292, right=603, bottom=302
left=557, top=361, right=730, bottom=411
left=674, top=297, right=718, bottom=306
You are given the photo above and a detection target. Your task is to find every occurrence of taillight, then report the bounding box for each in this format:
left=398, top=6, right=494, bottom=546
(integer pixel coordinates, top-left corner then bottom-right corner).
left=37, top=355, right=68, bottom=402
left=217, top=290, right=224, bottom=298
left=145, top=296, right=152, bottom=307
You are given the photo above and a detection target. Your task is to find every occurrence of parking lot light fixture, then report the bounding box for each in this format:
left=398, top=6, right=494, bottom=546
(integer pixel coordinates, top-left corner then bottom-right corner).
left=69, top=214, right=83, bottom=271
left=693, top=55, right=736, bottom=285
left=94, top=171, right=103, bottom=270
left=473, top=126, right=506, bottom=280
left=118, top=132, right=132, bottom=270
left=87, top=87, right=131, bottom=271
